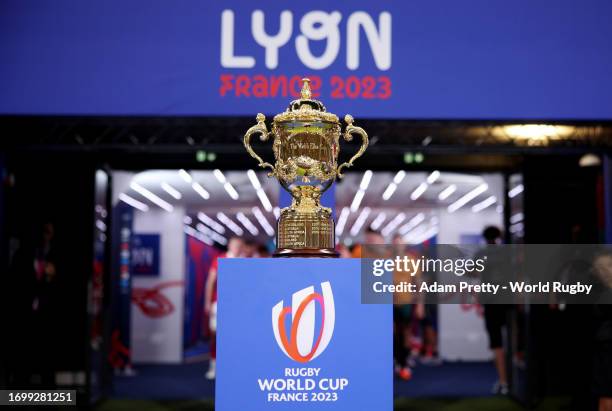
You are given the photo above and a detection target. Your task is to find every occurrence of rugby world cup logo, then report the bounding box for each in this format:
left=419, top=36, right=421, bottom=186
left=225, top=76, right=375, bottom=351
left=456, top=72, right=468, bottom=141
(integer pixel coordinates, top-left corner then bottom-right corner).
left=272, top=281, right=335, bottom=363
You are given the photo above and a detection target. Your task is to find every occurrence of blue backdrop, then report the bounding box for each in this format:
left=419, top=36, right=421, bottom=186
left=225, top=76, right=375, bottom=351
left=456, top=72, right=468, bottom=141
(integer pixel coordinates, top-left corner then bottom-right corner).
left=1, top=0, right=611, bottom=119
left=216, top=258, right=392, bottom=410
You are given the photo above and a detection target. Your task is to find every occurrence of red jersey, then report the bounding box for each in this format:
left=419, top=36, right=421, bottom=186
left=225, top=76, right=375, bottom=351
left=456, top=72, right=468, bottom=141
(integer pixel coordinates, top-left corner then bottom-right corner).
left=209, top=252, right=227, bottom=303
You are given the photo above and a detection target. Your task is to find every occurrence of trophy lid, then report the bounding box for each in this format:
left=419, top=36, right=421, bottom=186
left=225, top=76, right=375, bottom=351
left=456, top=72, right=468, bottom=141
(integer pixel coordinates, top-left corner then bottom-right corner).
left=273, top=78, right=339, bottom=124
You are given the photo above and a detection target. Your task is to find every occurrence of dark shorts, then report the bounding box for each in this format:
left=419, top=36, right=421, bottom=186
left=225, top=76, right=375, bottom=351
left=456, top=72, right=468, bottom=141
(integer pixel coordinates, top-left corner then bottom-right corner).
left=484, top=304, right=508, bottom=349
left=593, top=342, right=612, bottom=397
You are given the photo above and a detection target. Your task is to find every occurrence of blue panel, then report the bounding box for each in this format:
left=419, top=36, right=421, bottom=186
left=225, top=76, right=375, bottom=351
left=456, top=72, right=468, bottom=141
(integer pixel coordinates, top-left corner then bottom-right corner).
left=216, top=258, right=392, bottom=410
left=1, top=1, right=612, bottom=119
left=131, top=234, right=160, bottom=276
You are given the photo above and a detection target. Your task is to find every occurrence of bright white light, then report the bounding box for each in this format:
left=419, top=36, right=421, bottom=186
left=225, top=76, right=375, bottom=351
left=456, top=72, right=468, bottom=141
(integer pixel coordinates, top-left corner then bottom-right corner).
left=360, top=170, right=373, bottom=190
left=509, top=184, right=524, bottom=198
left=214, top=169, right=239, bottom=200
left=438, top=184, right=457, bottom=200
left=405, top=226, right=439, bottom=244
left=95, top=219, right=107, bottom=232
left=256, top=189, right=272, bottom=211
left=248, top=170, right=272, bottom=211
left=217, top=212, right=244, bottom=236
left=509, top=222, right=524, bottom=234
left=179, top=169, right=192, bottom=183
left=393, top=170, right=406, bottom=184
left=197, top=212, right=226, bottom=234
left=448, top=183, right=488, bottom=213
left=183, top=216, right=192, bottom=225
left=119, top=193, right=149, bottom=212
left=192, top=182, right=210, bottom=200
left=213, top=169, right=226, bottom=183
left=350, top=190, right=365, bottom=212
left=381, top=213, right=406, bottom=237
left=224, top=183, right=239, bottom=200
left=398, top=213, right=425, bottom=235
left=510, top=212, right=524, bottom=224
left=184, top=225, right=213, bottom=246
left=195, top=223, right=227, bottom=246
left=472, top=195, right=497, bottom=212
left=410, top=182, right=428, bottom=201
left=426, top=170, right=440, bottom=184
left=370, top=212, right=387, bottom=230
left=247, top=170, right=262, bottom=189
left=335, top=207, right=350, bottom=236
left=273, top=207, right=281, bottom=219
left=350, top=170, right=372, bottom=211
left=161, top=182, right=182, bottom=200
left=382, top=183, right=397, bottom=201
left=130, top=182, right=173, bottom=212
left=236, top=212, right=259, bottom=236
left=350, top=207, right=371, bottom=237
left=252, top=207, right=275, bottom=236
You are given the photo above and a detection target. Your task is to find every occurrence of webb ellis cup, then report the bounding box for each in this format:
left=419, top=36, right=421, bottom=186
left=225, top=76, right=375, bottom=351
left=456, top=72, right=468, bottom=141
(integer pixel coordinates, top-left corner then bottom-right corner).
left=244, top=78, right=369, bottom=257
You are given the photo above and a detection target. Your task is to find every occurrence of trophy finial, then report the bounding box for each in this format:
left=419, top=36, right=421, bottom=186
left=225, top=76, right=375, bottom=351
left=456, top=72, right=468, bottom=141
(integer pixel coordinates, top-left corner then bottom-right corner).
left=300, top=78, right=312, bottom=100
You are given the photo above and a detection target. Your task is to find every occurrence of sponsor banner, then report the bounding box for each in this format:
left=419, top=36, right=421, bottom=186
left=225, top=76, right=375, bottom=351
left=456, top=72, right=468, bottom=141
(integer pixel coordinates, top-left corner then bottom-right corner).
left=216, top=258, right=391, bottom=410
left=1, top=1, right=612, bottom=119
left=131, top=234, right=160, bottom=276
left=361, top=244, right=612, bottom=304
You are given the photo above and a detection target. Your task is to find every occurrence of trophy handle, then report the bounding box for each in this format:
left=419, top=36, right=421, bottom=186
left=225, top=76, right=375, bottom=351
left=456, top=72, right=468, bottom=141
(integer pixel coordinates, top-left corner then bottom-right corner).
left=243, top=113, right=275, bottom=174
left=337, top=114, right=369, bottom=178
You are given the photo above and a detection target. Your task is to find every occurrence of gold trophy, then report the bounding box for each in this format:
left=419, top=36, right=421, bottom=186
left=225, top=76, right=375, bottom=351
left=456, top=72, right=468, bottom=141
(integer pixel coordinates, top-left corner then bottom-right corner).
left=244, top=78, right=368, bottom=257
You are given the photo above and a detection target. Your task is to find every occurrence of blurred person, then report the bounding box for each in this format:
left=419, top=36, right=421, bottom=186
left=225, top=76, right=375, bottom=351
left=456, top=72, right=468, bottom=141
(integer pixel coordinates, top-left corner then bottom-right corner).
left=480, top=226, right=509, bottom=395
left=7, top=222, right=60, bottom=387
left=351, top=227, right=385, bottom=258
left=391, top=234, right=420, bottom=380
left=337, top=243, right=352, bottom=259
left=243, top=240, right=259, bottom=258
left=257, top=243, right=271, bottom=258
left=204, top=236, right=244, bottom=379
left=592, top=252, right=612, bottom=411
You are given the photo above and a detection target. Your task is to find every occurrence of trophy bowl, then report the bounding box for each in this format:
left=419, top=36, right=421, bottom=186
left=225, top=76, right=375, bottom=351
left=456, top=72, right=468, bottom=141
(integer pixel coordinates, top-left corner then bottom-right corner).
left=244, top=78, right=368, bottom=257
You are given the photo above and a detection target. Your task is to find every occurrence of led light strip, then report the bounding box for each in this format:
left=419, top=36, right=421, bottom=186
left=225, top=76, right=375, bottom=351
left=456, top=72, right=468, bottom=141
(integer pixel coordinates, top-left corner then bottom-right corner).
left=448, top=183, right=488, bottom=213
left=398, top=213, right=425, bottom=235
left=370, top=212, right=387, bottom=230
left=214, top=169, right=239, bottom=200
left=382, top=170, right=405, bottom=201
left=335, top=207, right=350, bottom=236
left=508, top=184, right=524, bottom=198
left=438, top=184, right=457, bottom=200
left=248, top=170, right=273, bottom=211
left=119, top=193, right=149, bottom=211
left=217, top=212, right=244, bottom=236
left=130, top=182, right=173, bottom=212
left=236, top=212, right=259, bottom=235
left=192, top=182, right=210, bottom=200
left=410, top=182, right=428, bottom=201
left=252, top=206, right=275, bottom=236
left=197, top=212, right=226, bottom=234
left=196, top=223, right=228, bottom=245
left=349, top=207, right=371, bottom=237
left=184, top=225, right=213, bottom=246
left=179, top=169, right=192, bottom=183
left=381, top=212, right=406, bottom=237
left=472, top=195, right=497, bottom=212
left=161, top=182, right=182, bottom=200
left=350, top=170, right=372, bottom=212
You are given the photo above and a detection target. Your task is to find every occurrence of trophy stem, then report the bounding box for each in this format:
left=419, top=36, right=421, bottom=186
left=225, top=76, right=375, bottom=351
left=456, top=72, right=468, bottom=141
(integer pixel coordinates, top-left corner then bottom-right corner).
left=273, top=186, right=339, bottom=258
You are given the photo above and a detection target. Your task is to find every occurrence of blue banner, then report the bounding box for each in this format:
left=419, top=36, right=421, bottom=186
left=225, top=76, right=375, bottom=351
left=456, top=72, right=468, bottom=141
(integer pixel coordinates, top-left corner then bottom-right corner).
left=216, top=258, right=392, bottom=410
left=1, top=1, right=612, bottom=119
left=131, top=234, right=160, bottom=276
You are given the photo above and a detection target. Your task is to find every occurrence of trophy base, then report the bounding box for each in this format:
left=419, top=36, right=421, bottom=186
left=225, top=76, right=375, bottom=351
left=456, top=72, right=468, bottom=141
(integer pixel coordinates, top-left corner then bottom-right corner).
left=273, top=248, right=339, bottom=258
